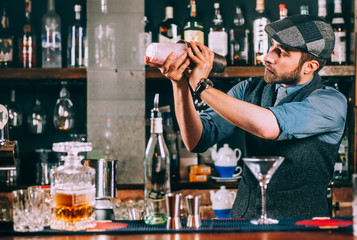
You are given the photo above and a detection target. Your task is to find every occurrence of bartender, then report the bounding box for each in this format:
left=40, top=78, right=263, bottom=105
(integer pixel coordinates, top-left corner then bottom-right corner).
left=145, top=15, right=347, bottom=218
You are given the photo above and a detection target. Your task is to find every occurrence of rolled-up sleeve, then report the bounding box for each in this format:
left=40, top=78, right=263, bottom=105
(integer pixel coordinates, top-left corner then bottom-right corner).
left=269, top=86, right=347, bottom=144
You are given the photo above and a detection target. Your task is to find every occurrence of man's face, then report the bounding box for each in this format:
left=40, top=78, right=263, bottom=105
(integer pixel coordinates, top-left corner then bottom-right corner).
left=263, top=39, right=304, bottom=86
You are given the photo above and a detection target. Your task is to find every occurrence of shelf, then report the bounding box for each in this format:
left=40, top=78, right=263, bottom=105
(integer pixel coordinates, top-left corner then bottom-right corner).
left=0, top=68, right=87, bottom=80
left=146, top=65, right=356, bottom=79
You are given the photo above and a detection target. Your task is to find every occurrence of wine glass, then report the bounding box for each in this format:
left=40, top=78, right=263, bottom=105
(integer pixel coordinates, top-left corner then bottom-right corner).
left=53, top=85, right=75, bottom=130
left=27, top=97, right=47, bottom=134
left=242, top=156, right=285, bottom=224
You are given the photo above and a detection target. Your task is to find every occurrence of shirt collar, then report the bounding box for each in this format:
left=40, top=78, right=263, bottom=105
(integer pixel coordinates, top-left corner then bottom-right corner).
left=275, top=77, right=314, bottom=95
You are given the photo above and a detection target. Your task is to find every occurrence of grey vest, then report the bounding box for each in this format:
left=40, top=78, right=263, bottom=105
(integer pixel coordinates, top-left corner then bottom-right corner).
left=231, top=75, right=340, bottom=218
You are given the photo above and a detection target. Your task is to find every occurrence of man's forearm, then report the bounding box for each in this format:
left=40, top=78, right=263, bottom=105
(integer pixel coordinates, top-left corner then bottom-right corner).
left=172, top=81, right=203, bottom=151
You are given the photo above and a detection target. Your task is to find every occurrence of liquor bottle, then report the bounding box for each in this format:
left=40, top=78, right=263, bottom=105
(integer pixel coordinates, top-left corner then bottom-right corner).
left=318, top=0, right=327, bottom=20
left=229, top=5, right=249, bottom=66
left=208, top=3, right=228, bottom=57
left=158, top=6, right=181, bottom=43
left=279, top=4, right=288, bottom=20
left=68, top=4, right=85, bottom=68
left=7, top=89, right=23, bottom=127
left=103, top=112, right=115, bottom=160
left=0, top=7, right=14, bottom=67
left=50, top=142, right=96, bottom=231
left=138, top=16, right=152, bottom=66
left=160, top=105, right=179, bottom=182
left=183, top=0, right=204, bottom=44
left=94, top=0, right=116, bottom=68
left=19, top=0, right=36, bottom=68
left=300, top=5, right=309, bottom=15
left=253, top=0, right=270, bottom=66
left=330, top=0, right=347, bottom=65
left=41, top=0, right=62, bottom=68
left=333, top=127, right=349, bottom=181
left=144, top=94, right=170, bottom=225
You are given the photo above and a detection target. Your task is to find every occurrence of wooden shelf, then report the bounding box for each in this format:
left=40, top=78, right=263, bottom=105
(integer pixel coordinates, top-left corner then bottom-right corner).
left=146, top=65, right=356, bottom=79
left=0, top=68, right=87, bottom=80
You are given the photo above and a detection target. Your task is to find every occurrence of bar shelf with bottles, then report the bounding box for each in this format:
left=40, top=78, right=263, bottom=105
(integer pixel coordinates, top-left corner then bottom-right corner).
left=145, top=0, right=355, bottom=79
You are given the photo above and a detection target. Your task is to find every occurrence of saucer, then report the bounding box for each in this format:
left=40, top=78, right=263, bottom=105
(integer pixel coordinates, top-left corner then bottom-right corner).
left=210, top=175, right=241, bottom=182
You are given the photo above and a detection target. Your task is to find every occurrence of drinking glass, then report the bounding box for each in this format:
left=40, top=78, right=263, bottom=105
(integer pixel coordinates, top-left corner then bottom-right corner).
left=242, top=156, right=284, bottom=224
left=27, top=98, right=47, bottom=134
left=53, top=85, right=75, bottom=130
left=28, top=186, right=51, bottom=227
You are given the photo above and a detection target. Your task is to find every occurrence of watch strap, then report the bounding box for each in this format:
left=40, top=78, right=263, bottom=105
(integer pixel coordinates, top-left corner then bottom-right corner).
left=194, top=78, right=214, bottom=96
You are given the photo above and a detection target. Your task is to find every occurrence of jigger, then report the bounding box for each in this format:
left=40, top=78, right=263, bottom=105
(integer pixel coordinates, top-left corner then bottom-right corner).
left=166, top=193, right=182, bottom=230
left=186, top=195, right=201, bottom=228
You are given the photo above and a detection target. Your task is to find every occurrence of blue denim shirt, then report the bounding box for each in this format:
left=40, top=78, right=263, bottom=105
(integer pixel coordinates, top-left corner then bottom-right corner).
left=193, top=77, right=347, bottom=153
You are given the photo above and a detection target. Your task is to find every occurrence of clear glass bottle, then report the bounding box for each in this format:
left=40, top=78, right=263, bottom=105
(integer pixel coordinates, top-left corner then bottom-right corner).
left=68, top=4, right=85, bottom=68
left=279, top=4, right=288, bottom=20
left=138, top=16, right=152, bottom=66
left=330, top=0, right=347, bottom=65
left=144, top=94, right=170, bottom=225
left=160, top=105, right=179, bottom=182
left=158, top=6, right=181, bottom=43
left=208, top=2, right=228, bottom=57
left=183, top=0, right=204, bottom=44
left=19, top=0, right=36, bottom=68
left=103, top=112, right=115, bottom=159
left=229, top=5, right=249, bottom=66
left=300, top=5, right=309, bottom=15
left=50, top=141, right=96, bottom=231
left=53, top=86, right=75, bottom=130
left=253, top=0, right=270, bottom=66
left=318, top=0, right=327, bottom=20
left=94, top=0, right=116, bottom=69
left=0, top=7, right=14, bottom=68
left=7, top=89, right=23, bottom=127
left=41, top=0, right=62, bottom=68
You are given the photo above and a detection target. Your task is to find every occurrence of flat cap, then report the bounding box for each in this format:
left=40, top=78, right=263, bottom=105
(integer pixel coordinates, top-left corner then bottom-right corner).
left=265, top=15, right=335, bottom=60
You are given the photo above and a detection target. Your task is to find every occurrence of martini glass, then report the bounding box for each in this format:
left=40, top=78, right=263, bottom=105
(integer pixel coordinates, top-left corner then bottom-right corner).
left=242, top=156, right=284, bottom=224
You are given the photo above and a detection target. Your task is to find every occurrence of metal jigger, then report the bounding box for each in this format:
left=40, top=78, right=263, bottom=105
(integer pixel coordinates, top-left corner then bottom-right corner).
left=166, top=193, right=182, bottom=230
left=186, top=195, right=201, bottom=228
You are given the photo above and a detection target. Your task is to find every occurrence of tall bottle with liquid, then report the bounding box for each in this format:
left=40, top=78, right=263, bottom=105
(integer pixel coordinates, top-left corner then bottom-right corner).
left=68, top=4, right=85, bottom=67
left=253, top=0, right=269, bottom=66
left=330, top=0, right=347, bottom=65
left=144, top=94, right=170, bottom=225
left=41, top=0, right=62, bottom=67
left=183, top=0, right=204, bottom=44
left=0, top=6, right=14, bottom=67
left=208, top=2, right=228, bottom=58
left=19, top=0, right=36, bottom=68
left=158, top=6, right=181, bottom=43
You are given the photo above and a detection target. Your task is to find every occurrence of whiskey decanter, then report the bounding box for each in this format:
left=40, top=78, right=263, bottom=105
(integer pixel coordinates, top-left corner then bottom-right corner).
left=50, top=141, right=96, bottom=231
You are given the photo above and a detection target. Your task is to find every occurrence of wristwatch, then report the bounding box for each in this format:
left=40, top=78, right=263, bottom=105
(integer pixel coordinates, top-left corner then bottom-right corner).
left=194, top=78, right=214, bottom=97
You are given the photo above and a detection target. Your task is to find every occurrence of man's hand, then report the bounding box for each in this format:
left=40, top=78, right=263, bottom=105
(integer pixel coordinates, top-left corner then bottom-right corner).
left=145, top=51, right=191, bottom=84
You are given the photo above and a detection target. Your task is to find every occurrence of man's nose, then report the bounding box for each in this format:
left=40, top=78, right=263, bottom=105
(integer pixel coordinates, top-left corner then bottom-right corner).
left=263, top=49, right=276, bottom=64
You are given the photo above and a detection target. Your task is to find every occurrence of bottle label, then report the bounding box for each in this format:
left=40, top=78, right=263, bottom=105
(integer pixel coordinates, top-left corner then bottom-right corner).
left=331, top=31, right=346, bottom=63
left=138, top=32, right=152, bottom=65
left=151, top=118, right=163, bottom=133
left=208, top=31, right=228, bottom=56
left=42, top=24, right=62, bottom=49
left=253, top=17, right=269, bottom=65
left=334, top=162, right=343, bottom=171
left=159, top=34, right=181, bottom=44
left=0, top=38, right=13, bottom=62
left=184, top=30, right=204, bottom=45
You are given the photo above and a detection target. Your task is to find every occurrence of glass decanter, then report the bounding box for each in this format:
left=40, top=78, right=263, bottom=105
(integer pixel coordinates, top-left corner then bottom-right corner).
left=50, top=141, right=96, bottom=231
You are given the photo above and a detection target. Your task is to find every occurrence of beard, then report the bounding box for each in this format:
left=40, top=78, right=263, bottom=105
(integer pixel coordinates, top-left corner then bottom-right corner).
left=264, top=63, right=303, bottom=85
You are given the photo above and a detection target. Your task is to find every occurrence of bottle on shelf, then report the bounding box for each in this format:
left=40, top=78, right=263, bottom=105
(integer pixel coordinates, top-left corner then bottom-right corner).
left=94, top=0, right=116, bottom=69
left=7, top=89, right=22, bottom=128
left=300, top=5, right=309, bottom=15
left=208, top=2, right=228, bottom=58
left=229, top=5, right=249, bottom=66
left=183, top=0, right=204, bottom=44
left=253, top=0, right=270, bottom=66
left=53, top=85, right=75, bottom=131
left=0, top=6, right=14, bottom=68
left=138, top=16, right=152, bottom=66
left=330, top=0, right=347, bottom=65
left=103, top=112, right=115, bottom=160
left=333, top=127, right=350, bottom=181
left=41, top=0, right=62, bottom=68
left=279, top=4, right=288, bottom=20
left=160, top=105, right=179, bottom=182
left=318, top=0, right=327, bottom=20
left=144, top=94, right=170, bottom=225
left=68, top=4, right=85, bottom=68
left=158, top=6, right=181, bottom=43
left=19, top=0, right=36, bottom=68
left=50, top=142, right=96, bottom=231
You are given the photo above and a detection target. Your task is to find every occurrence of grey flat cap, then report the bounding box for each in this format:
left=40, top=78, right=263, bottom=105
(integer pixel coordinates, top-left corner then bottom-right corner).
left=265, top=15, right=335, bottom=60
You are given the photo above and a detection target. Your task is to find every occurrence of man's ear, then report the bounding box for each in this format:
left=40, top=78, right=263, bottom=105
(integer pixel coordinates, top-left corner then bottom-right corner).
left=303, top=60, right=319, bottom=75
